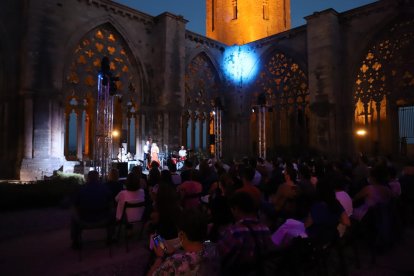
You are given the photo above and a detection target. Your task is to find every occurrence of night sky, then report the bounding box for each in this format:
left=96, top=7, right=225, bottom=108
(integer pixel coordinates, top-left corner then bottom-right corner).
left=115, top=0, right=378, bottom=34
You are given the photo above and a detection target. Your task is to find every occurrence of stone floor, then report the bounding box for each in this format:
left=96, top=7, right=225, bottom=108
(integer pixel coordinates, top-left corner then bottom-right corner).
left=0, top=207, right=413, bottom=275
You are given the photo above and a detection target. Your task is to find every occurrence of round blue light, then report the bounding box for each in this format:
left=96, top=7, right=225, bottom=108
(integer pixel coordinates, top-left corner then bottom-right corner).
left=223, top=45, right=259, bottom=84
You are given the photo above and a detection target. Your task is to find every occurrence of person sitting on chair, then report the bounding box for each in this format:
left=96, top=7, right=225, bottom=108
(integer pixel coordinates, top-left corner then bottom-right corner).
left=115, top=172, right=146, bottom=222
left=70, top=170, right=113, bottom=249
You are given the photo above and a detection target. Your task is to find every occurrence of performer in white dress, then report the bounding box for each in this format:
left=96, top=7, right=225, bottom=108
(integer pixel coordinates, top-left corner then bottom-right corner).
left=150, top=142, right=160, bottom=166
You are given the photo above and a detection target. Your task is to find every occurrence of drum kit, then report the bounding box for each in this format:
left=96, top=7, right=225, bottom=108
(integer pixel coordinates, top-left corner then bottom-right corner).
left=170, top=154, right=186, bottom=170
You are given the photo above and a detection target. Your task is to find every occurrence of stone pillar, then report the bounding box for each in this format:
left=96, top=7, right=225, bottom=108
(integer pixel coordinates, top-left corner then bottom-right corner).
left=306, top=9, right=342, bottom=156
left=33, top=96, right=51, bottom=158
left=163, top=112, right=169, bottom=149
left=182, top=113, right=189, bottom=148
left=84, top=114, right=90, bottom=157
left=64, top=112, right=69, bottom=157
left=136, top=113, right=142, bottom=159
left=76, top=110, right=82, bottom=160
left=258, top=106, right=266, bottom=159
left=199, top=113, right=204, bottom=151
left=51, top=100, right=62, bottom=158
left=24, top=94, right=33, bottom=158
left=191, top=113, right=196, bottom=150
left=127, top=115, right=131, bottom=153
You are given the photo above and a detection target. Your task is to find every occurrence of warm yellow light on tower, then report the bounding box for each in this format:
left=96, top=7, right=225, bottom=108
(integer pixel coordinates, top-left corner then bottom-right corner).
left=112, top=130, right=120, bottom=137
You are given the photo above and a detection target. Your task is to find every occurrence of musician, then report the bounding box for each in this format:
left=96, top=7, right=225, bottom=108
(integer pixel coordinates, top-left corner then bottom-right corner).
left=143, top=140, right=150, bottom=168
left=151, top=142, right=160, bottom=165
left=178, top=146, right=187, bottom=161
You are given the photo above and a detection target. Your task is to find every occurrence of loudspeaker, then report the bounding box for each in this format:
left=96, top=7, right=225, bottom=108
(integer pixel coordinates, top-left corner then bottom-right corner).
left=117, top=162, right=128, bottom=178
left=209, top=134, right=215, bottom=145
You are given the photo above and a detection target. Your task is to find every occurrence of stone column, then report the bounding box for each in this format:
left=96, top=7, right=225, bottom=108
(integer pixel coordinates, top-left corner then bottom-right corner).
left=76, top=110, right=83, bottom=160
left=191, top=113, right=196, bottom=150
left=198, top=114, right=204, bottom=151
left=64, top=112, right=69, bottom=157
left=182, top=113, right=189, bottom=148
left=163, top=112, right=169, bottom=150
left=136, top=113, right=142, bottom=159
left=84, top=114, right=90, bottom=157
left=258, top=106, right=266, bottom=159
left=51, top=100, right=62, bottom=158
left=24, top=94, right=33, bottom=158
left=127, top=115, right=131, bottom=153
left=306, top=9, right=342, bottom=155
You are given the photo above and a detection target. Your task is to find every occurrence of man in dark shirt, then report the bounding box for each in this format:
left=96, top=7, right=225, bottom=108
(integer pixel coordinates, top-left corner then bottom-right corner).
left=180, top=160, right=194, bottom=183
left=71, top=170, right=113, bottom=249
left=218, top=192, right=274, bottom=275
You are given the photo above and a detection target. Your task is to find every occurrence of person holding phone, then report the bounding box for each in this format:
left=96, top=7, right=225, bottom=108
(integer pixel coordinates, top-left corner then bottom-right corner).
left=147, top=209, right=218, bottom=276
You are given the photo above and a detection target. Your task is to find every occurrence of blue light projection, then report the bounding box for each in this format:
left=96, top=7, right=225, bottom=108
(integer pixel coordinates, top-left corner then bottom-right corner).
left=223, top=45, right=259, bottom=85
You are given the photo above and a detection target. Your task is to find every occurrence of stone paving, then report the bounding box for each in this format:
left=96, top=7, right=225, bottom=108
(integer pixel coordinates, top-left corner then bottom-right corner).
left=0, top=207, right=413, bottom=275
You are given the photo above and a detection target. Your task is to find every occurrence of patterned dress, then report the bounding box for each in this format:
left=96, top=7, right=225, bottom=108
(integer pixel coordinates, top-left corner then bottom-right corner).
left=153, top=243, right=219, bottom=276
left=153, top=251, right=201, bottom=276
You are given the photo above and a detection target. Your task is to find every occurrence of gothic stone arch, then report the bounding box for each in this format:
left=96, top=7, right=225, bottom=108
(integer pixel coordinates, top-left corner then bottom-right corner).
left=64, top=23, right=143, bottom=161
left=184, top=52, right=222, bottom=156
left=354, top=18, right=414, bottom=156
left=252, top=51, right=309, bottom=157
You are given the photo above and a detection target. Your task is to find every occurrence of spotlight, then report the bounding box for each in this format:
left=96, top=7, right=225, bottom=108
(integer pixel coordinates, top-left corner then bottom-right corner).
left=212, top=111, right=216, bottom=115
left=356, top=129, right=367, bottom=137
left=112, top=130, right=120, bottom=137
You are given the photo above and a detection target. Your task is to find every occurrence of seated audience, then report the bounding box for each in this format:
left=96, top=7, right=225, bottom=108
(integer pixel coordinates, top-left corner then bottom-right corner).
left=353, top=165, right=393, bottom=221
left=178, top=170, right=203, bottom=209
left=388, top=166, right=401, bottom=197
left=71, top=170, right=113, bottom=249
left=115, top=172, right=145, bottom=222
left=148, top=209, right=218, bottom=275
left=334, top=174, right=353, bottom=237
left=270, top=167, right=300, bottom=218
left=218, top=192, right=274, bottom=275
left=150, top=180, right=182, bottom=246
left=305, top=177, right=350, bottom=245
left=236, top=166, right=262, bottom=207
left=106, top=168, right=123, bottom=200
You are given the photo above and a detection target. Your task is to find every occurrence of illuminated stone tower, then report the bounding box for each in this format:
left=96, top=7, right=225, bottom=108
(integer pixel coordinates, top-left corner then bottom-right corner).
left=206, top=0, right=291, bottom=45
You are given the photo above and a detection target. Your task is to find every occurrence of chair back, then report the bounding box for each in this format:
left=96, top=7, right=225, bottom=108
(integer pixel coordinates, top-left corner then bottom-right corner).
left=122, top=201, right=145, bottom=223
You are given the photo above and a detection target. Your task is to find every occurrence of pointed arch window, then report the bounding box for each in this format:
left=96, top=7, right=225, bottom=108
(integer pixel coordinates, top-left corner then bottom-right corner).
left=255, top=52, right=309, bottom=154
left=354, top=19, right=414, bottom=154
left=184, top=53, right=221, bottom=156
left=64, top=24, right=140, bottom=161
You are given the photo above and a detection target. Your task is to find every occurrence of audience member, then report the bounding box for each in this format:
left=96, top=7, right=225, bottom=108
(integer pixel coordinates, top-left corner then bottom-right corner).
left=353, top=165, right=393, bottom=221
left=236, top=166, right=261, bottom=207
left=148, top=209, right=218, bottom=276
left=106, top=168, right=123, bottom=200
left=71, top=171, right=113, bottom=249
left=218, top=192, right=274, bottom=275
left=115, top=172, right=145, bottom=222
left=305, top=177, right=350, bottom=245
